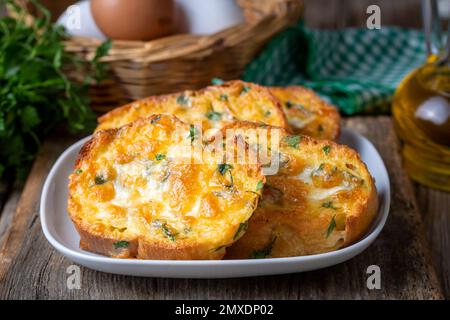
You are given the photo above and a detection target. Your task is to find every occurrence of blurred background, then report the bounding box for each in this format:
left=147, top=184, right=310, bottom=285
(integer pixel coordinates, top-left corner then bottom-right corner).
left=24, top=0, right=426, bottom=28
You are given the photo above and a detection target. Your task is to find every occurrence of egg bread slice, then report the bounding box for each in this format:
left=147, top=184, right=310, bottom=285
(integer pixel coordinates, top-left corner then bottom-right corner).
left=270, top=86, right=340, bottom=140
left=68, top=114, right=265, bottom=260
left=220, top=122, right=378, bottom=259
left=96, top=81, right=289, bottom=138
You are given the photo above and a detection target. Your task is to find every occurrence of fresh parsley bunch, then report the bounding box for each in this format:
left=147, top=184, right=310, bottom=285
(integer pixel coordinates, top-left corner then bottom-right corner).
left=0, top=0, right=111, bottom=179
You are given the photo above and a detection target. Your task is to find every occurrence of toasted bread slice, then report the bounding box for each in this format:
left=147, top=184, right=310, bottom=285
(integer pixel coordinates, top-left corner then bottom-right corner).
left=221, top=122, right=378, bottom=259
left=270, top=86, right=340, bottom=140
left=96, top=81, right=289, bottom=138
left=68, top=114, right=265, bottom=260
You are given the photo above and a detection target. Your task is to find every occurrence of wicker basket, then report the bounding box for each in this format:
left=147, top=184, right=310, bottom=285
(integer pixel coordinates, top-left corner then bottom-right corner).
left=15, top=0, right=303, bottom=112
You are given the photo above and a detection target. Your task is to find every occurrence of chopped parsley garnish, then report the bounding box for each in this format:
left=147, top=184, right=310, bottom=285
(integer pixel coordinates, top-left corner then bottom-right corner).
left=218, top=163, right=233, bottom=175
left=285, top=100, right=306, bottom=110
left=162, top=223, right=176, bottom=242
left=322, top=201, right=338, bottom=210
left=325, top=215, right=337, bottom=238
left=153, top=220, right=176, bottom=241
left=206, top=111, right=222, bottom=121
left=218, top=163, right=233, bottom=188
left=233, top=221, right=248, bottom=240
left=176, top=94, right=189, bottom=105
left=284, top=135, right=301, bottom=148
left=214, top=245, right=226, bottom=252
left=323, top=145, right=331, bottom=155
left=256, top=180, right=264, bottom=192
left=220, top=94, right=228, bottom=102
left=94, top=174, right=107, bottom=185
left=285, top=101, right=293, bottom=109
left=150, top=115, right=161, bottom=124
left=250, top=237, right=277, bottom=259
left=189, top=124, right=198, bottom=143
left=318, top=163, right=325, bottom=171
left=240, top=86, right=251, bottom=95
left=264, top=110, right=271, bottom=117
left=74, top=169, right=82, bottom=174
left=211, top=78, right=224, bottom=85
left=155, top=154, right=166, bottom=161
left=318, top=124, right=324, bottom=133
left=113, top=241, right=129, bottom=249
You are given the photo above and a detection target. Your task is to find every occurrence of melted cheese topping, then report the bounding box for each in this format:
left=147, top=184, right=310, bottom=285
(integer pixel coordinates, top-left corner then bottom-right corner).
left=224, top=123, right=375, bottom=259
left=295, top=166, right=354, bottom=200
left=96, top=81, right=288, bottom=138
left=68, top=115, right=264, bottom=256
left=270, top=86, right=340, bottom=140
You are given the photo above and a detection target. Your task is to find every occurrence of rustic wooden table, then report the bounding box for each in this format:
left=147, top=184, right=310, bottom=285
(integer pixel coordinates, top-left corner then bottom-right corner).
left=0, top=117, right=448, bottom=299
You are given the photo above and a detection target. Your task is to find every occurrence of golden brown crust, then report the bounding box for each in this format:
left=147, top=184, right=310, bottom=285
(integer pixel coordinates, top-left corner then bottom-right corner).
left=68, top=114, right=265, bottom=260
left=270, top=86, right=341, bottom=140
left=97, top=80, right=289, bottom=135
left=222, top=122, right=378, bottom=259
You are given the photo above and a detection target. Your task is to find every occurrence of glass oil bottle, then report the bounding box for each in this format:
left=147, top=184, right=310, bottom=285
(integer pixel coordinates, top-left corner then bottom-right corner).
left=393, top=0, right=450, bottom=191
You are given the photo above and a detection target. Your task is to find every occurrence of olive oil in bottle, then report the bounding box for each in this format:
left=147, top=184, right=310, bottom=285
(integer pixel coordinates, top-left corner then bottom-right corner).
left=393, top=62, right=450, bottom=191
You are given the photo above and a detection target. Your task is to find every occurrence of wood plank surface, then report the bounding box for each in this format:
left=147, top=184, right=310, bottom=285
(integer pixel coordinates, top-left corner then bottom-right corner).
left=415, top=185, right=450, bottom=298
left=0, top=117, right=444, bottom=299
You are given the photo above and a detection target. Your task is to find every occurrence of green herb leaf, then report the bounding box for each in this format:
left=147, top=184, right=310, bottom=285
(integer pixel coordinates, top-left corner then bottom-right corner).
left=323, top=145, right=331, bottom=155
left=322, top=201, right=338, bottom=210
left=206, top=111, right=222, bottom=121
left=325, top=215, right=337, bottom=238
left=285, top=101, right=293, bottom=109
left=240, top=86, right=251, bottom=95
left=284, top=135, right=301, bottom=148
left=211, top=77, right=224, bottom=85
left=151, top=115, right=161, bottom=124
left=21, top=106, right=40, bottom=128
left=250, top=237, right=277, bottom=259
left=152, top=220, right=177, bottom=241
left=113, top=241, right=129, bottom=249
left=189, top=124, right=198, bottom=143
left=214, top=245, right=226, bottom=252
left=155, top=154, right=166, bottom=161
left=218, top=163, right=233, bottom=188
left=234, top=221, right=248, bottom=240
left=0, top=3, right=110, bottom=180
left=162, top=223, right=176, bottom=242
left=220, top=94, right=228, bottom=102
left=74, top=169, right=83, bottom=174
left=177, top=94, right=190, bottom=105
left=256, top=180, right=264, bottom=192
left=94, top=39, right=113, bottom=61
left=94, top=175, right=107, bottom=185
left=218, top=163, right=233, bottom=175
left=92, top=39, right=111, bottom=81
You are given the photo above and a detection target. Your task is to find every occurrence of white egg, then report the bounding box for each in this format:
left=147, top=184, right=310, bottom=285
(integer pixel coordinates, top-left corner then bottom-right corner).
left=56, top=0, right=106, bottom=40
left=176, top=0, right=244, bottom=35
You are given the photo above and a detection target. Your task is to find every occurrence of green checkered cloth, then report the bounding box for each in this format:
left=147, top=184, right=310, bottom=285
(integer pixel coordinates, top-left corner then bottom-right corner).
left=243, top=23, right=427, bottom=115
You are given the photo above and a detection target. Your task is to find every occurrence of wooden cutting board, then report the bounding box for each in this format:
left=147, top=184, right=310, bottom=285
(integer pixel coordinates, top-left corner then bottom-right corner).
left=0, top=116, right=444, bottom=299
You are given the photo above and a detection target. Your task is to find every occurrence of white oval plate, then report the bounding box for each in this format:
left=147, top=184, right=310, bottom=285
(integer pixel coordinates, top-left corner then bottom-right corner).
left=40, top=129, right=390, bottom=278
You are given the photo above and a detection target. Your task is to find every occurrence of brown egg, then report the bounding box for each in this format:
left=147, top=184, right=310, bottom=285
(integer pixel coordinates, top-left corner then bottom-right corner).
left=91, top=0, right=175, bottom=41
